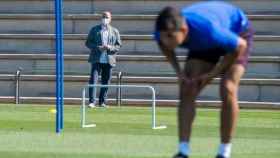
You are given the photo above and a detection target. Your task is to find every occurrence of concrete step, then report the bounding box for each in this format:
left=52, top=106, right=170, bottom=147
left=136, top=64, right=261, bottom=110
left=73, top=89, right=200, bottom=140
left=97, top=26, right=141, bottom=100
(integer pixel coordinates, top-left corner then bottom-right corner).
left=0, top=54, right=279, bottom=79
left=0, top=34, right=280, bottom=56
left=0, top=0, right=280, bottom=14
left=1, top=74, right=279, bottom=102
left=0, top=14, right=279, bottom=35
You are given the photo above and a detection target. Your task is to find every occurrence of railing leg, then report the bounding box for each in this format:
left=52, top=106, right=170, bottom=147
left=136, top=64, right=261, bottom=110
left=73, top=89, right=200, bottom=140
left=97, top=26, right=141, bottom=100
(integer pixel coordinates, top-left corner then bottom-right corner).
left=15, top=67, right=23, bottom=105
left=117, top=72, right=123, bottom=107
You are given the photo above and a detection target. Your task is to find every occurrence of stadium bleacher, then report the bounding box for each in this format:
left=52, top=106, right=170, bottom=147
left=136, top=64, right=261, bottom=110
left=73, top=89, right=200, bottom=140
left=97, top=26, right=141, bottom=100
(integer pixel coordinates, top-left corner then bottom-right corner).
left=0, top=0, right=279, bottom=107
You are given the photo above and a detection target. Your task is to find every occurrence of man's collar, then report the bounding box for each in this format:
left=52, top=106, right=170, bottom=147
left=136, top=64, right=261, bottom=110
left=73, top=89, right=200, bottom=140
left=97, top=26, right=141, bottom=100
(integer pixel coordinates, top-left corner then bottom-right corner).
left=101, top=24, right=110, bottom=30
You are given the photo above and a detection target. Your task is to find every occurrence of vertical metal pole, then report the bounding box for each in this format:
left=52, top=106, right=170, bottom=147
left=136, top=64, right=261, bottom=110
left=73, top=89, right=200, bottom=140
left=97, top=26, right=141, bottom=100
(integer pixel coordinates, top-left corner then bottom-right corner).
left=15, top=67, right=23, bottom=105
left=117, top=71, right=122, bottom=107
left=151, top=87, right=156, bottom=129
left=81, top=88, right=86, bottom=127
left=15, top=76, right=19, bottom=104
left=116, top=74, right=118, bottom=105
left=55, top=0, right=64, bottom=133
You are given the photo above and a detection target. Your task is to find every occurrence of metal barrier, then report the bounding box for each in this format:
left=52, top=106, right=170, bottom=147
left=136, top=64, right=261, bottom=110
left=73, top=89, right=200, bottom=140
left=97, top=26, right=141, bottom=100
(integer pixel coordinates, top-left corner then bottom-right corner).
left=116, top=71, right=123, bottom=107
left=14, top=67, right=23, bottom=104
left=81, top=84, right=167, bottom=130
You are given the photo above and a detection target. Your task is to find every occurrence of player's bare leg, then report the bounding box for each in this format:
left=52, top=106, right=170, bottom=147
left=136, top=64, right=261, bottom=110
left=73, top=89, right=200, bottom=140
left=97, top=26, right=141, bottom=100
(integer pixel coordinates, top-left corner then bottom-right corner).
left=176, top=59, right=215, bottom=157
left=217, top=64, right=245, bottom=158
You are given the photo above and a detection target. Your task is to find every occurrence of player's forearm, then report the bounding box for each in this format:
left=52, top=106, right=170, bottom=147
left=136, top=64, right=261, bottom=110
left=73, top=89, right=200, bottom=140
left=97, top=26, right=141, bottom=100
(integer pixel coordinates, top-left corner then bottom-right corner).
left=162, top=49, right=181, bottom=75
left=208, top=53, right=238, bottom=78
left=208, top=38, right=247, bottom=78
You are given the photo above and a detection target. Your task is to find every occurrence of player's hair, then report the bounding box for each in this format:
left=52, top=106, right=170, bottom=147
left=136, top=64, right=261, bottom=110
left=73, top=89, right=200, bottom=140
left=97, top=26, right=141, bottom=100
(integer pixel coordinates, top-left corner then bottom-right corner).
left=155, top=6, right=183, bottom=31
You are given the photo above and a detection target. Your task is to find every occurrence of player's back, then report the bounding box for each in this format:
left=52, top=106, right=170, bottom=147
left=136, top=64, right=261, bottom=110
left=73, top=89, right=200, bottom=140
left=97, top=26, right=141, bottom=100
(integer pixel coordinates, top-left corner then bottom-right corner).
left=181, top=1, right=248, bottom=33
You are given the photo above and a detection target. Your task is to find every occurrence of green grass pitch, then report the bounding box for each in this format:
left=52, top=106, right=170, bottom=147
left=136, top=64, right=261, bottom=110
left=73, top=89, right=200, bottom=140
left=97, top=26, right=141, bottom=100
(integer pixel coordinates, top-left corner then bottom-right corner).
left=0, top=104, right=279, bottom=158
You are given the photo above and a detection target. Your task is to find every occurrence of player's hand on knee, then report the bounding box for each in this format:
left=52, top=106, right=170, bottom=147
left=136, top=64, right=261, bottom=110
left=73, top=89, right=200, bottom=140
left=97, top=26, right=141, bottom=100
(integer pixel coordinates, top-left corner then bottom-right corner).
left=178, top=72, right=189, bottom=84
left=180, top=77, right=200, bottom=96
left=177, top=72, right=202, bottom=94
left=178, top=75, right=192, bottom=87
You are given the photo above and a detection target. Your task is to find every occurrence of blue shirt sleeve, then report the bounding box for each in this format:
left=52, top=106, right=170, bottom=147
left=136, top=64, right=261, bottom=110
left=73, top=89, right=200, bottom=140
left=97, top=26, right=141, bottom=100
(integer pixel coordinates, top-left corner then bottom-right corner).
left=212, top=27, right=239, bottom=53
left=154, top=31, right=160, bottom=43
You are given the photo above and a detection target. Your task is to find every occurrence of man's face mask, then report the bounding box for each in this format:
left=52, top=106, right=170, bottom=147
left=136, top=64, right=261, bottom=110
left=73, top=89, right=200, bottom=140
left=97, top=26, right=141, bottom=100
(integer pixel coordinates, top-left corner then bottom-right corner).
left=102, top=17, right=110, bottom=25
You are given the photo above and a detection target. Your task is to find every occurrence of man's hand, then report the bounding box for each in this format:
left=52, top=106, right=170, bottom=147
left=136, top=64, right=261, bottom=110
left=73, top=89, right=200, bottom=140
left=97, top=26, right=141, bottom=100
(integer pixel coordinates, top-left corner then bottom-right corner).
left=177, top=72, right=193, bottom=86
left=177, top=72, right=187, bottom=82
left=98, top=45, right=107, bottom=51
left=98, top=45, right=112, bottom=51
left=178, top=72, right=214, bottom=90
left=177, top=72, right=203, bottom=95
left=103, top=45, right=112, bottom=50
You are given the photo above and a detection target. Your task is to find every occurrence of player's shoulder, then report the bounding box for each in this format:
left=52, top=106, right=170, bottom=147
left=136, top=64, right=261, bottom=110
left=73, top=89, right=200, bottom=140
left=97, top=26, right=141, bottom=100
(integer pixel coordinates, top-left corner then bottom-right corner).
left=90, top=24, right=101, bottom=32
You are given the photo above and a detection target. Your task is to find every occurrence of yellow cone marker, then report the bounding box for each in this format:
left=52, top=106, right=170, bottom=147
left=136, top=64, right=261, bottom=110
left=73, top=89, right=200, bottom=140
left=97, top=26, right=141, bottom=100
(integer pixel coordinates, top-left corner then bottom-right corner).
left=49, top=108, right=57, bottom=114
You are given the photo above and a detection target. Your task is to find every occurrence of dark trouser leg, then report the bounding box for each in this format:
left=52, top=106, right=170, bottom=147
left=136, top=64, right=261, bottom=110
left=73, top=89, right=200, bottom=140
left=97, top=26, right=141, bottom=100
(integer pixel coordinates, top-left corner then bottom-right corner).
left=99, top=64, right=112, bottom=104
left=88, top=63, right=100, bottom=103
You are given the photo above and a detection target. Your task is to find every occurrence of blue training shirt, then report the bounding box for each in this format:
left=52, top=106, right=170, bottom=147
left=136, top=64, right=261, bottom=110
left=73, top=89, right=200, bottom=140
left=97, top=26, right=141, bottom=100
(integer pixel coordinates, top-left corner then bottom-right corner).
left=155, top=1, right=249, bottom=53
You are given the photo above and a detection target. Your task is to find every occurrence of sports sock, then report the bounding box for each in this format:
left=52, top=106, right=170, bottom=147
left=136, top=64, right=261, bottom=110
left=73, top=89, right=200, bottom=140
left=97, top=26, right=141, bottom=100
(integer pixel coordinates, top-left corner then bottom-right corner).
left=217, top=143, right=232, bottom=158
left=178, top=141, right=190, bottom=156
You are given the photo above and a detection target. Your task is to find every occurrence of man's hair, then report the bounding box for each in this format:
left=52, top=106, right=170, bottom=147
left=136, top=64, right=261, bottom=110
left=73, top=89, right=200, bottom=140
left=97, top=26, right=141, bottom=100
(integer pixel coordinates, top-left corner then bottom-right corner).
left=155, top=6, right=183, bottom=31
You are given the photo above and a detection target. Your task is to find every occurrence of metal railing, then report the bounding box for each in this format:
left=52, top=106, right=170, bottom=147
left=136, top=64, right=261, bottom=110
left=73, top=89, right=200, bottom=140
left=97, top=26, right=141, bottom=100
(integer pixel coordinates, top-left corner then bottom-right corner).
left=116, top=71, right=123, bottom=107
left=14, top=67, right=23, bottom=104
left=81, top=84, right=167, bottom=130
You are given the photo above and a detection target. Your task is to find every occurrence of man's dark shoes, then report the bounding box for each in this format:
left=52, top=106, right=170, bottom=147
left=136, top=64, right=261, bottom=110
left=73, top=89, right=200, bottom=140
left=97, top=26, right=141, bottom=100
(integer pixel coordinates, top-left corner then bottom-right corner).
left=173, top=153, right=188, bottom=158
left=216, top=155, right=226, bottom=158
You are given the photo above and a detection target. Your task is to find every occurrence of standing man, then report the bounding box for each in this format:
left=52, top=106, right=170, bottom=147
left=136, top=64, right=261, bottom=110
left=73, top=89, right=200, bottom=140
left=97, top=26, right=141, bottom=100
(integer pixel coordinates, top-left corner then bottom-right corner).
left=86, top=11, right=121, bottom=108
left=154, top=1, right=253, bottom=158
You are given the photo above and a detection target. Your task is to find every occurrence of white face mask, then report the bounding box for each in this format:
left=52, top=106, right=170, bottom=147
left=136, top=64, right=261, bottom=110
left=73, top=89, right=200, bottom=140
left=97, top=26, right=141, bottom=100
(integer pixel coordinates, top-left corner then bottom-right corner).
left=102, top=18, right=110, bottom=26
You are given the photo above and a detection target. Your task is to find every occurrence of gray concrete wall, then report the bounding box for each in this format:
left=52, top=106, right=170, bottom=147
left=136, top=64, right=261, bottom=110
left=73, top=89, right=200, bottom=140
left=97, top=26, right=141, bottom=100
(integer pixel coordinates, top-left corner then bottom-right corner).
left=0, top=55, right=279, bottom=78
left=0, top=15, right=279, bottom=34
left=0, top=0, right=279, bottom=105
left=0, top=34, right=280, bottom=56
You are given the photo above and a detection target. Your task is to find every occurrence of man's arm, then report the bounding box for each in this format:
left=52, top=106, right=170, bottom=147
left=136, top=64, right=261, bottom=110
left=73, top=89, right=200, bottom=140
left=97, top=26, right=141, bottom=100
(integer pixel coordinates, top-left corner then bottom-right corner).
left=206, top=37, right=247, bottom=79
left=85, top=27, right=99, bottom=50
left=159, top=43, right=182, bottom=76
left=107, top=29, right=122, bottom=54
